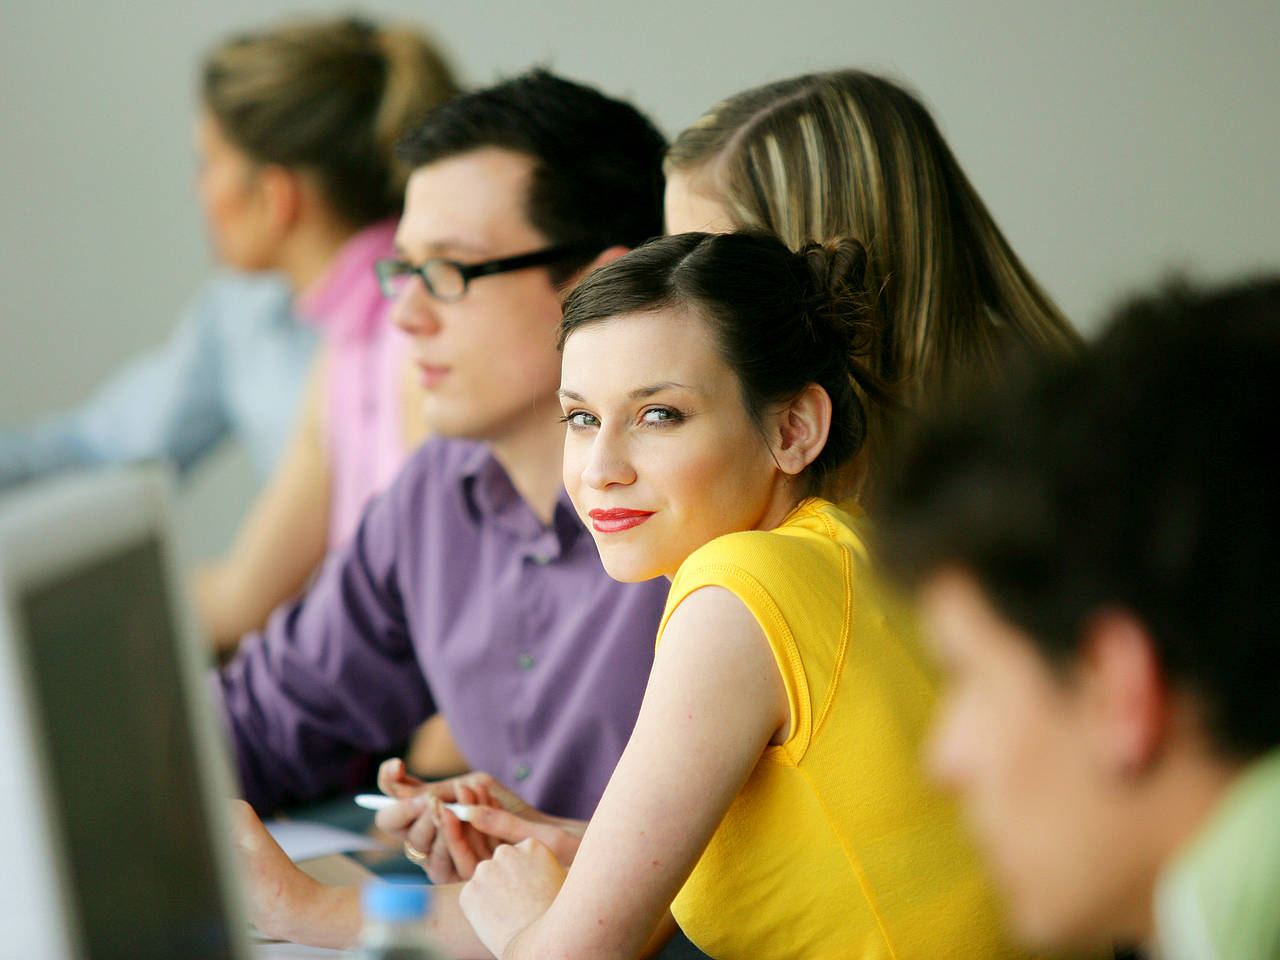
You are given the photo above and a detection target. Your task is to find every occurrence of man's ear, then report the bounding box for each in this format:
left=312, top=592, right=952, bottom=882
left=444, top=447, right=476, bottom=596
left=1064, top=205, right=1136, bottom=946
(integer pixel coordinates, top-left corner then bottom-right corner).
left=771, top=383, right=832, bottom=478
left=1077, top=609, right=1170, bottom=777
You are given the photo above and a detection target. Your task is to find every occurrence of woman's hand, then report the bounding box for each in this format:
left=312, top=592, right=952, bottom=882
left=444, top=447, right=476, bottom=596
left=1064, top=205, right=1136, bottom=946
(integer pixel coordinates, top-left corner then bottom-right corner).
left=373, top=763, right=535, bottom=882
left=229, top=800, right=359, bottom=949
left=448, top=803, right=584, bottom=870
left=459, top=838, right=566, bottom=959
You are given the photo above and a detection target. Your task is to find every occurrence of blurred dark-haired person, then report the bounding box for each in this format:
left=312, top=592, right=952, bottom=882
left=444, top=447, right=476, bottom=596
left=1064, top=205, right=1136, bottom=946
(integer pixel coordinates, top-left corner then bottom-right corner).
left=876, top=276, right=1280, bottom=960
left=216, top=70, right=674, bottom=946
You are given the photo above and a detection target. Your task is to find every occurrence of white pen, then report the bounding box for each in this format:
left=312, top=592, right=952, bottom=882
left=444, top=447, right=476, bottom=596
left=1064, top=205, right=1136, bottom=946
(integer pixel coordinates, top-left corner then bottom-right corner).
left=443, top=803, right=473, bottom=821
left=353, top=794, right=474, bottom=821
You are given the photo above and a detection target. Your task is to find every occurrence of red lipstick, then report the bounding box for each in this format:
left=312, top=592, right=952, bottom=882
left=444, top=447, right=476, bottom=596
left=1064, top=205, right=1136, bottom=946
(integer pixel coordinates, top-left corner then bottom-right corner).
left=588, top=508, right=655, bottom=533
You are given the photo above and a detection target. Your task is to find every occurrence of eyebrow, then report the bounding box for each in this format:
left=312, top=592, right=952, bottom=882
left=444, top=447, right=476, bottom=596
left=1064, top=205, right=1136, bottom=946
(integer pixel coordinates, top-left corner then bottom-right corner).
left=393, top=238, right=490, bottom=260
left=558, top=382, right=697, bottom=403
left=628, top=381, right=695, bottom=399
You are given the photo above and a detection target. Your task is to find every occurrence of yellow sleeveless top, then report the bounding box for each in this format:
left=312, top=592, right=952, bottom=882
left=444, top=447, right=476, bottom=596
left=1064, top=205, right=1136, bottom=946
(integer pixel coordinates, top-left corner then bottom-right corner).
left=660, top=498, right=1025, bottom=959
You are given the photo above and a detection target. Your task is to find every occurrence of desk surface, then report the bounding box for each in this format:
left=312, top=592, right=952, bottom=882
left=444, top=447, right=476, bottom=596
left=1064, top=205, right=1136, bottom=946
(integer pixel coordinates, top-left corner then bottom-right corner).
left=257, top=800, right=711, bottom=960
left=254, top=943, right=345, bottom=959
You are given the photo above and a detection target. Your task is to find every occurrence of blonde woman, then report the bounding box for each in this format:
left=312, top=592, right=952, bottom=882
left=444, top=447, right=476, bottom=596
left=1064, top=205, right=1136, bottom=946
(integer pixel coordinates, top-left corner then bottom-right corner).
left=190, top=16, right=467, bottom=777
left=664, top=69, right=1080, bottom=488
left=189, top=16, right=457, bottom=651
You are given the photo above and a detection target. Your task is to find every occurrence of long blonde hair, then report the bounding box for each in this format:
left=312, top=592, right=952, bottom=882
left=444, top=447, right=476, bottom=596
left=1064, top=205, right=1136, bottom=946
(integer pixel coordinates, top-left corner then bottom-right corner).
left=202, top=15, right=459, bottom=228
left=668, top=70, right=1079, bottom=429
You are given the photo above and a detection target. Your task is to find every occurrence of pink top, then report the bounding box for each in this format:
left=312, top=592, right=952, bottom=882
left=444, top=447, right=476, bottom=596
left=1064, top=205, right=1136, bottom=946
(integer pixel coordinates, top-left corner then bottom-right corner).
left=297, top=218, right=411, bottom=548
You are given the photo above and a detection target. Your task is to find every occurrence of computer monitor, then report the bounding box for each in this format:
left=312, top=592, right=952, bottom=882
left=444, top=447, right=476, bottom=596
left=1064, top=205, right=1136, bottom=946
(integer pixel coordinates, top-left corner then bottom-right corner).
left=0, top=466, right=251, bottom=960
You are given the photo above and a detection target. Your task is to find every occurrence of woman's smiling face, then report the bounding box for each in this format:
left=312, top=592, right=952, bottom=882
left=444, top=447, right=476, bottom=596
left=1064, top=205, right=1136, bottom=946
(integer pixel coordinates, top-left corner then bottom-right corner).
left=559, top=307, right=790, bottom=582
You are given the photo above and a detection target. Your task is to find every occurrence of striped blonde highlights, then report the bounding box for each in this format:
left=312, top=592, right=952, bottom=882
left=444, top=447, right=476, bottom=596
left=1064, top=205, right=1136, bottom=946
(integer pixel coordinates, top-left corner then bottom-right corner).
left=202, top=15, right=458, bottom=228
left=667, top=70, right=1080, bottom=480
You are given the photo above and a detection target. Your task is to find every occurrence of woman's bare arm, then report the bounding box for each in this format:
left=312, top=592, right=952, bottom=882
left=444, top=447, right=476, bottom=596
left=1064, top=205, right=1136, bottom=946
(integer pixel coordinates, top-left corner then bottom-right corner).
left=460, top=584, right=790, bottom=959
left=235, top=585, right=786, bottom=959
left=192, top=352, right=331, bottom=650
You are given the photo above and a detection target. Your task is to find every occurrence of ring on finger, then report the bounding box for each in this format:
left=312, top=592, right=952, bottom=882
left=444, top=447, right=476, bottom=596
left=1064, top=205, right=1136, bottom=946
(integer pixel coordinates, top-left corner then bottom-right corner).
left=403, top=840, right=429, bottom=863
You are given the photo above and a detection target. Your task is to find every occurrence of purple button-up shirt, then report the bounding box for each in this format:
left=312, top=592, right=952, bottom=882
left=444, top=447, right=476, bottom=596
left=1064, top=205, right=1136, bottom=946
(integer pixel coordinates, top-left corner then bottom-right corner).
left=215, top=437, right=669, bottom=819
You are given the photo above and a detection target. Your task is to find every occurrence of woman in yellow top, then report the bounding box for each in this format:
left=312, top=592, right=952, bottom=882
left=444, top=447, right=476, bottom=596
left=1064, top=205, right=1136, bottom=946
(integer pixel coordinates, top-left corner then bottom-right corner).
left=365, top=67, right=1085, bottom=848
left=231, top=67, right=1091, bottom=958
left=431, top=230, right=1025, bottom=958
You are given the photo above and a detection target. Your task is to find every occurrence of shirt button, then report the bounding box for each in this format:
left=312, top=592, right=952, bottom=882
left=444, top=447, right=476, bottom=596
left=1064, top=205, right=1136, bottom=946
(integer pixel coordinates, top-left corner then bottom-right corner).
left=514, top=763, right=531, bottom=781
left=529, top=552, right=553, bottom=565
left=517, top=653, right=536, bottom=671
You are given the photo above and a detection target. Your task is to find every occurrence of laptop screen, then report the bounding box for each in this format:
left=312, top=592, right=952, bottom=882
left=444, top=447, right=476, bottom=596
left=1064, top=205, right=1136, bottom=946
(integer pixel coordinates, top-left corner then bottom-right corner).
left=19, top=534, right=235, bottom=959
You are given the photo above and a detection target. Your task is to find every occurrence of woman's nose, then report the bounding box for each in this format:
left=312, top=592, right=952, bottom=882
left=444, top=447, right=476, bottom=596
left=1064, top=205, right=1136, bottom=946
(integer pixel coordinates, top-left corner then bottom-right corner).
left=581, top=426, right=636, bottom=490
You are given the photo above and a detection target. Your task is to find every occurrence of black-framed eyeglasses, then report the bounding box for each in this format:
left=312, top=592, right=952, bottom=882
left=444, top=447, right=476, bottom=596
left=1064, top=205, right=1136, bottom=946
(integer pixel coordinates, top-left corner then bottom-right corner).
left=374, top=244, right=596, bottom=302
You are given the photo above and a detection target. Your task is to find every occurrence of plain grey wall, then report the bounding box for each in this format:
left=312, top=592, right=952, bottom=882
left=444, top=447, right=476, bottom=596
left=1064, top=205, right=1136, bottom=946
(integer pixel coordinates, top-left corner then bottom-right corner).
left=2, top=0, right=1278, bottom=562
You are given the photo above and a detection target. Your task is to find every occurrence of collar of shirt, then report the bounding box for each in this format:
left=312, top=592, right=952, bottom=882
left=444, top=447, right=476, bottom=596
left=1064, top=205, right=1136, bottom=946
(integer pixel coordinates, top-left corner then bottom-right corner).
left=456, top=443, right=584, bottom=564
left=1154, top=746, right=1280, bottom=960
left=296, top=218, right=400, bottom=340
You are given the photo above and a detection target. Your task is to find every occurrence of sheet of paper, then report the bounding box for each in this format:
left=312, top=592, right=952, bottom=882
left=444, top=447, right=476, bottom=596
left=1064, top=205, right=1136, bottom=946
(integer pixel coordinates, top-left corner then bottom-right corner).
left=263, top=817, right=385, bottom=862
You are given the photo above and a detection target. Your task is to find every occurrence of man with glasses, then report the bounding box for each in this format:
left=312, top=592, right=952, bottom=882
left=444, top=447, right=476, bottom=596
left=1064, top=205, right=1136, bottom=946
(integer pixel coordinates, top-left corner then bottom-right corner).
left=375, top=243, right=598, bottom=303
left=216, top=71, right=671, bottom=864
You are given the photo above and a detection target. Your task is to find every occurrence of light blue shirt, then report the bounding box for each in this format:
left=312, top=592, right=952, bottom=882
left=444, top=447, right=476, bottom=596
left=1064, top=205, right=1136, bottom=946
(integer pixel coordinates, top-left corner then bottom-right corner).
left=0, top=272, right=316, bottom=490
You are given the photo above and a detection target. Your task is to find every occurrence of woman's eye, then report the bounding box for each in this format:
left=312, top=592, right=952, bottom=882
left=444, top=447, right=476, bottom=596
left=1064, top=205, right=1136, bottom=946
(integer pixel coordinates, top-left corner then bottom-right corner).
left=641, top=407, right=683, bottom=424
left=561, top=410, right=599, bottom=429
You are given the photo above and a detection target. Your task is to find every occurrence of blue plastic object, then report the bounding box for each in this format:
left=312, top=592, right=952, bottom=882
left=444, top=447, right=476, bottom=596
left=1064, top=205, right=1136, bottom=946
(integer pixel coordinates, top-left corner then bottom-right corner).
left=360, top=882, right=431, bottom=924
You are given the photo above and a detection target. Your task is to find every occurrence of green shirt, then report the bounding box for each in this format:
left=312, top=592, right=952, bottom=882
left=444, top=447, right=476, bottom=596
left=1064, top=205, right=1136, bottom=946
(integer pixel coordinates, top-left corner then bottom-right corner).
left=1155, top=748, right=1280, bottom=960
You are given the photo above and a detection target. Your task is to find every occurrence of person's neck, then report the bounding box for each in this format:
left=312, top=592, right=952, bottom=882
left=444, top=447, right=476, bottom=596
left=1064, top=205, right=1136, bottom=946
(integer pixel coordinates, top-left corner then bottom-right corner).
left=753, top=476, right=808, bottom=534
left=487, top=396, right=568, bottom=527
left=658, top=480, right=805, bottom=582
left=1124, top=741, right=1244, bottom=945
left=277, top=216, right=359, bottom=295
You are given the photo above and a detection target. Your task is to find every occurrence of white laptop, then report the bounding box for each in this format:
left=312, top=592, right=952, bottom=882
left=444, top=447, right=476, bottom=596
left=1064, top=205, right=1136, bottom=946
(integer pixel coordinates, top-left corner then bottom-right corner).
left=0, top=465, right=254, bottom=960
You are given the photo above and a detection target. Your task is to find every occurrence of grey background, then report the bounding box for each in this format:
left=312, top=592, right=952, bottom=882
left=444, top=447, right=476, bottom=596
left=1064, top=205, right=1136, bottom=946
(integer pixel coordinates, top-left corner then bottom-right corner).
left=2, top=0, right=1278, bottom=562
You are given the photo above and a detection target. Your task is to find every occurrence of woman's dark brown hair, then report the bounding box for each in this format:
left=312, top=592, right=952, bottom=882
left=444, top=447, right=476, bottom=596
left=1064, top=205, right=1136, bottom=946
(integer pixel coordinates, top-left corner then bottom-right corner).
left=560, top=231, right=886, bottom=498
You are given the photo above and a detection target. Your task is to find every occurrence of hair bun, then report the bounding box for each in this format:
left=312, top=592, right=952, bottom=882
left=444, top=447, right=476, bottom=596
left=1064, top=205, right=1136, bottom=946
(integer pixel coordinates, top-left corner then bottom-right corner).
left=800, top=236, right=869, bottom=296
left=793, top=237, right=877, bottom=361
left=370, top=24, right=458, bottom=188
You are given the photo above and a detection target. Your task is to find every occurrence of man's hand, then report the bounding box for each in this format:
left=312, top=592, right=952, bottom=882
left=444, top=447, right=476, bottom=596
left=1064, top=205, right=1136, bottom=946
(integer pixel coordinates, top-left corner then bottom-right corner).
left=459, top=838, right=566, bottom=959
left=229, top=801, right=359, bottom=949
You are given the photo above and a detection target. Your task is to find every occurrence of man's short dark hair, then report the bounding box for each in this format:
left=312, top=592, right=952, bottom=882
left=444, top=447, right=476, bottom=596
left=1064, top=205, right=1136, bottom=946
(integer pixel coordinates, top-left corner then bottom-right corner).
left=876, top=275, right=1280, bottom=760
left=396, top=68, right=667, bottom=283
